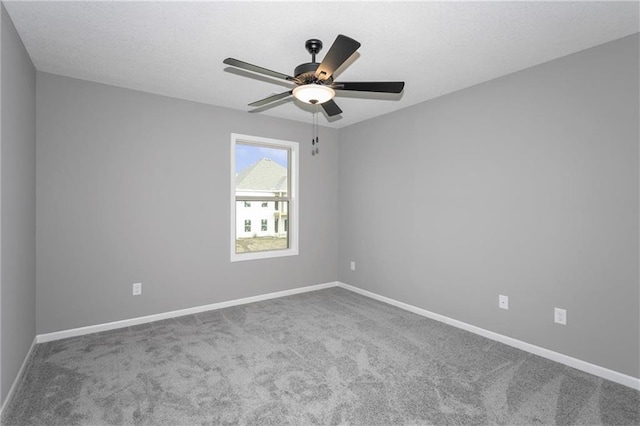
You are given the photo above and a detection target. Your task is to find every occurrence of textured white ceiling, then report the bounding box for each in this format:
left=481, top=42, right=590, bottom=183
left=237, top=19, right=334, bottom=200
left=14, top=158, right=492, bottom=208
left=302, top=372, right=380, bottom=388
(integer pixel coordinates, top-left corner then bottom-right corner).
left=4, top=1, right=639, bottom=128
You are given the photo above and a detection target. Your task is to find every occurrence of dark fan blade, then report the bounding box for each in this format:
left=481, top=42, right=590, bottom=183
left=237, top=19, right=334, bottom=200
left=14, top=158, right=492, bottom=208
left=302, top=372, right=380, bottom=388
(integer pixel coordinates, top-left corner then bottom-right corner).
left=321, top=99, right=342, bottom=117
left=223, top=58, right=294, bottom=81
left=333, top=81, right=405, bottom=93
left=315, top=35, right=361, bottom=82
left=248, top=90, right=293, bottom=107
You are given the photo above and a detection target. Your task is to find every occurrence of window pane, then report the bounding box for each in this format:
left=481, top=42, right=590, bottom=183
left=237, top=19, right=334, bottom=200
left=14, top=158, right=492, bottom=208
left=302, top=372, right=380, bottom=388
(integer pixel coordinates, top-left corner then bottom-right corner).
left=235, top=201, right=289, bottom=253
left=235, top=144, right=288, bottom=198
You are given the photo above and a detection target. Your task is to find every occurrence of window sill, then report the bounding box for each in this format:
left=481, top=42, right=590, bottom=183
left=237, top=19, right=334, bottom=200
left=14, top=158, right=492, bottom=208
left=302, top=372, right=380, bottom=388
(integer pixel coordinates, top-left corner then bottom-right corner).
left=230, top=248, right=299, bottom=262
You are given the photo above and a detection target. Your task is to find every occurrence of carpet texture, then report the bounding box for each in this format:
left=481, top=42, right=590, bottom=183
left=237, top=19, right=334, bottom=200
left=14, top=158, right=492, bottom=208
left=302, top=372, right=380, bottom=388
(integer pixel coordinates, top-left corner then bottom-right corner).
left=2, top=287, right=639, bottom=425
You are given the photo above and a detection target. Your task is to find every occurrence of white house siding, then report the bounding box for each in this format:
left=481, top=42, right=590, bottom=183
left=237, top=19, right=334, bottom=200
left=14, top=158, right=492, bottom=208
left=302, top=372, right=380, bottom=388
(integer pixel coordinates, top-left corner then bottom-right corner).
left=235, top=200, right=288, bottom=238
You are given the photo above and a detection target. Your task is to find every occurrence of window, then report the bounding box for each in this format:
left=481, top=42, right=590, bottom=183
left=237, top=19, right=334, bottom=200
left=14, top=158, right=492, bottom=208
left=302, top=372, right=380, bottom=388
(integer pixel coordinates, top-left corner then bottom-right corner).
left=231, top=133, right=299, bottom=261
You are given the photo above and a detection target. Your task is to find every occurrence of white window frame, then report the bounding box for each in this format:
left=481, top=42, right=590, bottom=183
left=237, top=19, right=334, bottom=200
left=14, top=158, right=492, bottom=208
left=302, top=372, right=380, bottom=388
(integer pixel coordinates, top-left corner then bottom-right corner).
left=230, top=133, right=299, bottom=262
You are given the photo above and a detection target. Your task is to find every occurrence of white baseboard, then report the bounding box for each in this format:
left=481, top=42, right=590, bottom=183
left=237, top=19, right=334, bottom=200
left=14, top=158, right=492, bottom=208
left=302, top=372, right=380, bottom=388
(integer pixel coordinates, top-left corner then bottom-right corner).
left=337, top=282, right=640, bottom=390
left=0, top=337, right=37, bottom=418
left=37, top=281, right=338, bottom=344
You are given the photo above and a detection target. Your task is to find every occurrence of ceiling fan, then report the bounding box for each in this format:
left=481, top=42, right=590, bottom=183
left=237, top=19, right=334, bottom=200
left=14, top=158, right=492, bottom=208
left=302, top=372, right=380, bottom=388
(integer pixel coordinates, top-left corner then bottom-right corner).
left=223, top=34, right=405, bottom=117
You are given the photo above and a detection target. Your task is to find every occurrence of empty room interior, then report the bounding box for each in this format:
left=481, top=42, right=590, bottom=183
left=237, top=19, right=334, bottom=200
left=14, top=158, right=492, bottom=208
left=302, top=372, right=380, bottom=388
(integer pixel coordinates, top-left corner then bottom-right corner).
left=1, top=1, right=639, bottom=425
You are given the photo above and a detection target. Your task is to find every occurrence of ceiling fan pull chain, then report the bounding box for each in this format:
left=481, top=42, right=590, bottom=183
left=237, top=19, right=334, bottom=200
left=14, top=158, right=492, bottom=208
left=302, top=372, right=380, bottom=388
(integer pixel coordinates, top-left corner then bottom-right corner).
left=311, top=108, right=316, bottom=156
left=315, top=105, right=320, bottom=155
left=311, top=106, right=320, bottom=156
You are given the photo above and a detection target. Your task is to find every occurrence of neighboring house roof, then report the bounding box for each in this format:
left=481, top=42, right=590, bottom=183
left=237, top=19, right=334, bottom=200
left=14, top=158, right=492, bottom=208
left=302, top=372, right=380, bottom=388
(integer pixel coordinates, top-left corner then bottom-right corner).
left=236, top=158, right=287, bottom=192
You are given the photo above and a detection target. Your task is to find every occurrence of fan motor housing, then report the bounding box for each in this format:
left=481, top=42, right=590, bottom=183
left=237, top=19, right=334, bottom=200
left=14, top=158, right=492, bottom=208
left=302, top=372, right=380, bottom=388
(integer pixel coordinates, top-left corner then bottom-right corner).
left=294, top=62, right=333, bottom=84
left=294, top=62, right=318, bottom=81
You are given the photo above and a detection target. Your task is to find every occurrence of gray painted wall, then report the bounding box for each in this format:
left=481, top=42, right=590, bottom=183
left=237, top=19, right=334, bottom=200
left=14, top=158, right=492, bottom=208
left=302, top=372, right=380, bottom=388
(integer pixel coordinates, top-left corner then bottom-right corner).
left=1, top=2, right=3, bottom=403
left=338, top=34, right=640, bottom=378
left=36, top=72, right=339, bottom=334
left=0, top=4, right=36, bottom=402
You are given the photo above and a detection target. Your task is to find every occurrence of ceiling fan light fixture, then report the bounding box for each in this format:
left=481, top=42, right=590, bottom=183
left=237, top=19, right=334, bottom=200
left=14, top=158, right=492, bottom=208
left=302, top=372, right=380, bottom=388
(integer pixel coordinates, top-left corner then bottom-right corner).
left=292, top=84, right=335, bottom=105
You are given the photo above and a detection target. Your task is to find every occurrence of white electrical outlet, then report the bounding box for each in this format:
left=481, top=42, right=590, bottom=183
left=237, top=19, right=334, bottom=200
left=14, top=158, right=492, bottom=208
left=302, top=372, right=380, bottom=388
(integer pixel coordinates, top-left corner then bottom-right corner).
left=133, top=282, right=142, bottom=296
left=350, top=261, right=356, bottom=271
left=499, top=295, right=509, bottom=310
left=554, top=308, right=567, bottom=325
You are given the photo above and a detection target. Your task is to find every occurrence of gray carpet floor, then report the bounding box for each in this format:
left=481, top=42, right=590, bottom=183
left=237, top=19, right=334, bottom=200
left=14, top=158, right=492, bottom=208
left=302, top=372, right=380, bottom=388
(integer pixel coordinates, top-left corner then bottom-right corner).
left=2, top=287, right=639, bottom=425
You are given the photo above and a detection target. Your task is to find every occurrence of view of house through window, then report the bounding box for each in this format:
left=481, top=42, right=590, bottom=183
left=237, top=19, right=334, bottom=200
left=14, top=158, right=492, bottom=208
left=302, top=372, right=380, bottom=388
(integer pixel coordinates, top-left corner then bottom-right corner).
left=231, top=134, right=298, bottom=261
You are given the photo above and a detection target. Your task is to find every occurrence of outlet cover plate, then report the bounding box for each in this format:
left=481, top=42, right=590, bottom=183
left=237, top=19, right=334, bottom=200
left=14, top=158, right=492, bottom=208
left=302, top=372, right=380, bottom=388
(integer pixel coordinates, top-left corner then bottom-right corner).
left=499, top=295, right=509, bottom=310
left=350, top=261, right=356, bottom=271
left=554, top=307, right=567, bottom=325
left=133, top=282, right=142, bottom=296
